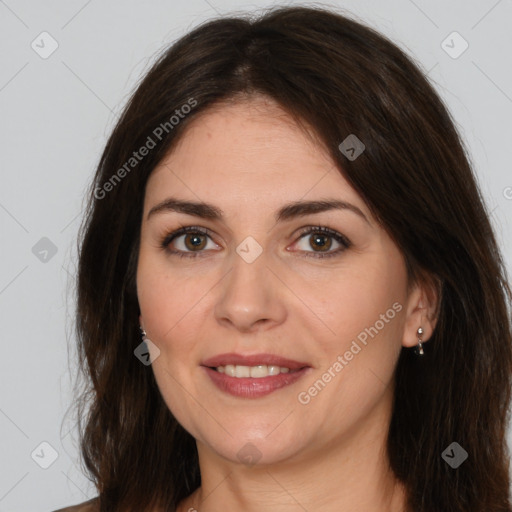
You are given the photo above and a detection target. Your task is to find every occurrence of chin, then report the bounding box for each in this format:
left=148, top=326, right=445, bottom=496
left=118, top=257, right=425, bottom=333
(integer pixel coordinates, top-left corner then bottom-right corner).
left=196, top=423, right=310, bottom=468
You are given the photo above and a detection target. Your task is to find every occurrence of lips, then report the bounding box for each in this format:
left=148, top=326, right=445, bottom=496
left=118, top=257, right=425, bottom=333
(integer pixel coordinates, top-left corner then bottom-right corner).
left=201, top=353, right=309, bottom=371
left=201, top=353, right=312, bottom=398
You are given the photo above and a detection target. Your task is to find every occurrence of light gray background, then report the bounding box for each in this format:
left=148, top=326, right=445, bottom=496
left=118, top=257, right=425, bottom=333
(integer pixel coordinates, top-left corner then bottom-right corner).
left=1, top=1, right=511, bottom=510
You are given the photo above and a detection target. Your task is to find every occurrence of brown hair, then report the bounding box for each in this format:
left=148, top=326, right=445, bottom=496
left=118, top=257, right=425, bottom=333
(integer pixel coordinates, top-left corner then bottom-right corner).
left=71, top=4, right=512, bottom=511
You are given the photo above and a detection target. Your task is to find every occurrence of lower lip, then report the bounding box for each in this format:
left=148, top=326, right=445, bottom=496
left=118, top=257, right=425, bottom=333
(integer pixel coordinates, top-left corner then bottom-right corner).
left=203, top=366, right=310, bottom=398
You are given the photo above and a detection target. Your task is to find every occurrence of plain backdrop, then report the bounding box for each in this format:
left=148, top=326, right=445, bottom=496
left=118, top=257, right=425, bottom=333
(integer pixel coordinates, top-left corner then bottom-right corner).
left=0, top=0, right=511, bottom=510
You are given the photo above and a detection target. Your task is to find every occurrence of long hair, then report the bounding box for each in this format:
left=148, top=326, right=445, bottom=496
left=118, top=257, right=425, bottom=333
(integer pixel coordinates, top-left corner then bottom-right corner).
left=72, top=4, right=512, bottom=511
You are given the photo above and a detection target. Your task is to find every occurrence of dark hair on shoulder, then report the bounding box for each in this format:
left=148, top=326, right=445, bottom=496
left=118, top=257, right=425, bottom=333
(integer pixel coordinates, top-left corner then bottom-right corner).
left=71, top=4, right=512, bottom=511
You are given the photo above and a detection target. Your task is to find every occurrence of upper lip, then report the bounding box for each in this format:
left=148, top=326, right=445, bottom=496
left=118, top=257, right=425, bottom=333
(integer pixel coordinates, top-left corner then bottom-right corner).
left=202, top=353, right=310, bottom=370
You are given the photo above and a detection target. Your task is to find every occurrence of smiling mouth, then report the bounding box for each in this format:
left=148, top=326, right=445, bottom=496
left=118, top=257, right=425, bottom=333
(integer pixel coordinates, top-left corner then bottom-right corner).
left=201, top=353, right=311, bottom=397
left=210, top=364, right=305, bottom=378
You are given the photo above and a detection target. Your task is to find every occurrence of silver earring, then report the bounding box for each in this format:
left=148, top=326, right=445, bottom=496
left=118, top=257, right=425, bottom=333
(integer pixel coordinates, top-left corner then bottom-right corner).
left=139, top=326, right=146, bottom=339
left=415, top=326, right=424, bottom=355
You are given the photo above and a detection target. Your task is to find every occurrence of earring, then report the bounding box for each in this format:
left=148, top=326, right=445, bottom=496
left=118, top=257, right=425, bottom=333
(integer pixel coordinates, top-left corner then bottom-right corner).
left=415, top=326, right=424, bottom=355
left=139, top=325, right=146, bottom=339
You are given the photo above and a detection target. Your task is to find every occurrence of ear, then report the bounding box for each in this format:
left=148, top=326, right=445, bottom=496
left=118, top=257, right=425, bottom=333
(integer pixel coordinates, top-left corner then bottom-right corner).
left=401, top=274, right=441, bottom=349
left=139, top=314, right=144, bottom=330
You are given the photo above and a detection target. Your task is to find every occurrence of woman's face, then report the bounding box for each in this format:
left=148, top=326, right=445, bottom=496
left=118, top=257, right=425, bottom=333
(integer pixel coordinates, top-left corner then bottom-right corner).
left=137, top=96, right=421, bottom=467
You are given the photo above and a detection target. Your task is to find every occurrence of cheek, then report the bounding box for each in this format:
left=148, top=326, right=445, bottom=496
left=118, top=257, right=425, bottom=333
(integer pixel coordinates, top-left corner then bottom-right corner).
left=137, top=259, right=201, bottom=417
left=136, top=253, right=214, bottom=355
left=314, top=255, right=407, bottom=363
left=137, top=251, right=185, bottom=343
left=301, top=269, right=406, bottom=430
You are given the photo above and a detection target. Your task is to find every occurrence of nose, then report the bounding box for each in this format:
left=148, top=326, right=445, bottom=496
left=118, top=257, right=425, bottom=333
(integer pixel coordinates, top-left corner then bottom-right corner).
left=214, top=247, right=287, bottom=333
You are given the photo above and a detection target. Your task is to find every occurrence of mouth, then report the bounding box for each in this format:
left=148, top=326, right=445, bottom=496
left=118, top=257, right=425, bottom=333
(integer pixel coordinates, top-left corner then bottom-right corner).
left=201, top=353, right=311, bottom=398
left=211, top=364, right=301, bottom=378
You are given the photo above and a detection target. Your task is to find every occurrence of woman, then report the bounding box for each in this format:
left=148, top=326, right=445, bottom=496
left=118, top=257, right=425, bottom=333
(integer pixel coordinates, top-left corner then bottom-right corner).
left=55, top=4, right=512, bottom=512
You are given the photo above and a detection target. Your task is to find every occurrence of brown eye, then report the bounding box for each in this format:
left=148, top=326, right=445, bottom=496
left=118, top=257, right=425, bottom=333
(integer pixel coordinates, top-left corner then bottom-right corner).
left=182, top=233, right=207, bottom=251
left=308, top=233, right=333, bottom=252
left=292, top=226, right=351, bottom=259
left=161, top=226, right=218, bottom=258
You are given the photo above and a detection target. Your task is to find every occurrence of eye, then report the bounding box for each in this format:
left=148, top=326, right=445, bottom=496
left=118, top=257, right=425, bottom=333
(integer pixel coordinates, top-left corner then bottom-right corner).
left=161, top=226, right=218, bottom=258
left=291, top=226, right=351, bottom=259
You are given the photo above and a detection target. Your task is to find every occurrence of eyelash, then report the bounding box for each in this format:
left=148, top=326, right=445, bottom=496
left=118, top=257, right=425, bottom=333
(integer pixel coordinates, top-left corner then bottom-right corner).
left=160, top=225, right=352, bottom=260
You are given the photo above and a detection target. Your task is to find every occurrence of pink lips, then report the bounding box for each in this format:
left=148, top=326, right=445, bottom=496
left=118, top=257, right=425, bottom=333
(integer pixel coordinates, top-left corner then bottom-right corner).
left=201, top=352, right=311, bottom=398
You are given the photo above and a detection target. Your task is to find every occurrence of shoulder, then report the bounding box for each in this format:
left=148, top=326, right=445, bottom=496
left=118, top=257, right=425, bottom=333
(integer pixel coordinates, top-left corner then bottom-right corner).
left=52, top=497, right=99, bottom=512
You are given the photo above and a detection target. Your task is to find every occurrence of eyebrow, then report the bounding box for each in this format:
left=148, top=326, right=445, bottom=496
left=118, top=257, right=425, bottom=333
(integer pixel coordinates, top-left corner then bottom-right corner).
left=147, top=197, right=370, bottom=225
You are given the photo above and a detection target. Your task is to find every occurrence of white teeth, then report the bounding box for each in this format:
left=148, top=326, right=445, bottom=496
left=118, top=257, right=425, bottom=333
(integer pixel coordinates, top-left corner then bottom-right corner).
left=250, top=365, right=267, bottom=378
left=235, top=365, right=250, bottom=378
left=267, top=365, right=280, bottom=376
left=216, top=364, right=293, bottom=378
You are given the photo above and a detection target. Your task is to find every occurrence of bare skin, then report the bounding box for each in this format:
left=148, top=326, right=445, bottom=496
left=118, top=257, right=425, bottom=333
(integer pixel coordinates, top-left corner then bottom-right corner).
left=136, top=94, right=438, bottom=512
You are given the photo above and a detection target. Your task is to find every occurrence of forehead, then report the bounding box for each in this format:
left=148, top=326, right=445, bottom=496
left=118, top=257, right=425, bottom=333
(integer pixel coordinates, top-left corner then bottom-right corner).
left=144, top=97, right=367, bottom=219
